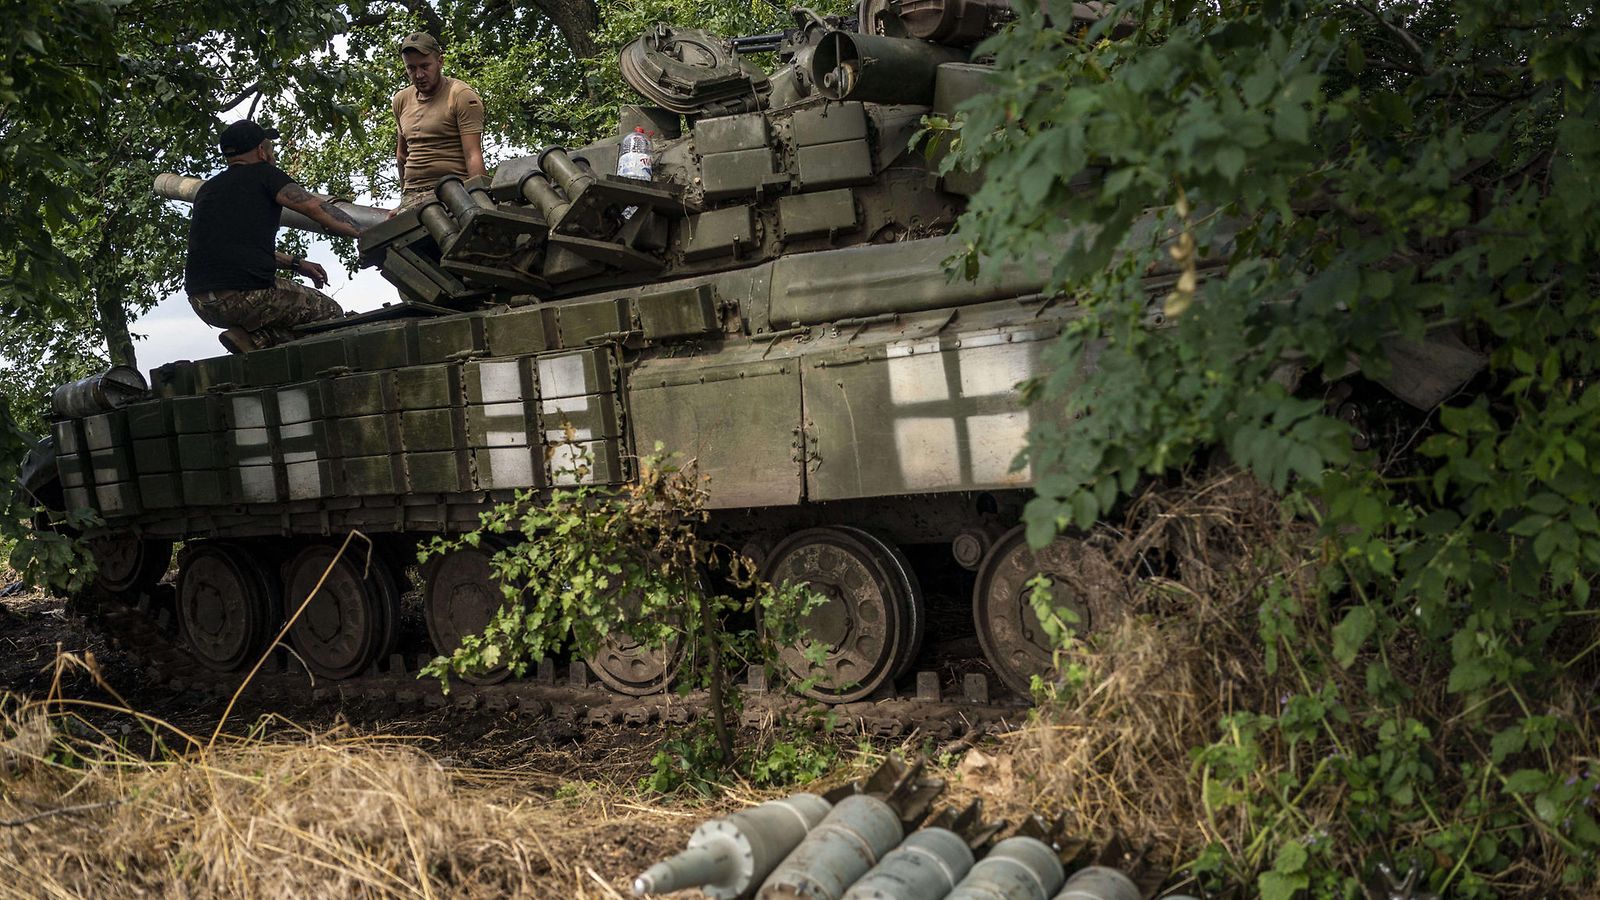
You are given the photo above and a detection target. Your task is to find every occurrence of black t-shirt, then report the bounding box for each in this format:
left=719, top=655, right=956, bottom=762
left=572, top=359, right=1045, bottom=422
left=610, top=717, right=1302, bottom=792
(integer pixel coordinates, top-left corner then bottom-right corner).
left=183, top=162, right=295, bottom=293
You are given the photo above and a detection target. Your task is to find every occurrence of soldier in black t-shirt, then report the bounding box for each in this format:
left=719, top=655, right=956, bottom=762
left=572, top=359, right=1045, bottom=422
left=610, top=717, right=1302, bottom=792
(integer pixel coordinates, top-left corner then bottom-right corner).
left=184, top=120, right=365, bottom=353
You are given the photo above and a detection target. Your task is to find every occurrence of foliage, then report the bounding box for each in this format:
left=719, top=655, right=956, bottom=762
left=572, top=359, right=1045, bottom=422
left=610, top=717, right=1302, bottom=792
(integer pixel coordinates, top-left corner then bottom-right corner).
left=949, top=0, right=1600, bottom=894
left=645, top=714, right=841, bottom=795
left=2, top=0, right=356, bottom=353
left=643, top=726, right=731, bottom=796
left=1, top=0, right=358, bottom=587
left=420, top=443, right=824, bottom=775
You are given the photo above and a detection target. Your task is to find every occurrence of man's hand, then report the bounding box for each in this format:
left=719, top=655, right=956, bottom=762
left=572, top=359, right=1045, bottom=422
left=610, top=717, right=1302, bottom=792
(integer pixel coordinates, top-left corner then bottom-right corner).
left=297, top=260, right=330, bottom=288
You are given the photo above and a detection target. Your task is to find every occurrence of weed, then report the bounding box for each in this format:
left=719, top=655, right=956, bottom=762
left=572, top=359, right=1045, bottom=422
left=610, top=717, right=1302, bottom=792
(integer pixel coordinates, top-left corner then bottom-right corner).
left=421, top=441, right=827, bottom=781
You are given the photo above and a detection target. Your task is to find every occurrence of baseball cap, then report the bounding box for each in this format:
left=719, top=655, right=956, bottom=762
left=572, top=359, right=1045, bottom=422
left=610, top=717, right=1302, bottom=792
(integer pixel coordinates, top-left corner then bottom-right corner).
left=218, top=120, right=279, bottom=156
left=399, top=32, right=443, bottom=56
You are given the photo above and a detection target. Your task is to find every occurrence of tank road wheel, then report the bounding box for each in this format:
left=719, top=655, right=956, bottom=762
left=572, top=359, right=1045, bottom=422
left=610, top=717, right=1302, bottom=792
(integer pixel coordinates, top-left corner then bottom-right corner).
left=89, top=534, right=174, bottom=595
left=837, top=525, right=924, bottom=681
left=763, top=526, right=918, bottom=703
left=584, top=581, right=686, bottom=697
left=423, top=545, right=513, bottom=685
left=586, top=623, right=683, bottom=696
left=285, top=543, right=400, bottom=680
left=973, top=526, right=1127, bottom=697
left=177, top=543, right=276, bottom=673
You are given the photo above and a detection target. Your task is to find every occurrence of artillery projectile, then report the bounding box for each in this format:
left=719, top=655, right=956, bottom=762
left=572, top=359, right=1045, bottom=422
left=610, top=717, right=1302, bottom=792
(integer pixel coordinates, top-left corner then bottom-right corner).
left=945, top=836, right=1066, bottom=900
left=153, top=173, right=389, bottom=237
left=1052, top=866, right=1141, bottom=900
left=839, top=826, right=975, bottom=899
left=633, top=793, right=832, bottom=899
left=757, top=794, right=907, bottom=899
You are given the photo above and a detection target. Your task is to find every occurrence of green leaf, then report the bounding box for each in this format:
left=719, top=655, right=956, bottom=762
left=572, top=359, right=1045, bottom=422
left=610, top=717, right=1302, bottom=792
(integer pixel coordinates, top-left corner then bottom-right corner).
left=1490, top=726, right=1527, bottom=762
left=1331, top=605, right=1376, bottom=668
left=1504, top=769, right=1549, bottom=793
left=1273, top=840, right=1309, bottom=874
left=1259, top=870, right=1309, bottom=900
left=1447, top=656, right=1493, bottom=693
left=1272, top=102, right=1310, bottom=143
left=1345, top=40, right=1365, bottom=74
left=1215, top=145, right=1247, bottom=182
left=1532, top=527, right=1561, bottom=563
left=1571, top=813, right=1600, bottom=844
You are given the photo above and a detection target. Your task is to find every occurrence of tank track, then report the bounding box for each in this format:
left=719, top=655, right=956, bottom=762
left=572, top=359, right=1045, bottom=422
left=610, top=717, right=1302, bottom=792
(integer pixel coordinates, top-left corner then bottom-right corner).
left=93, top=588, right=1030, bottom=743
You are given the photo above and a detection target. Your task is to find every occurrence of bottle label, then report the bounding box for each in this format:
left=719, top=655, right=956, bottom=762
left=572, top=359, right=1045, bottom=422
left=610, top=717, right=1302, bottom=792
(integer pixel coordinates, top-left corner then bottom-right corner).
left=618, top=151, right=653, bottom=180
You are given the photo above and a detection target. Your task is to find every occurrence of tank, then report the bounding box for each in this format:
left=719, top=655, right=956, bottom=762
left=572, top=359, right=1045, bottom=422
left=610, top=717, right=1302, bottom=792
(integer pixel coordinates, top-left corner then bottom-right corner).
left=20, top=4, right=1483, bottom=702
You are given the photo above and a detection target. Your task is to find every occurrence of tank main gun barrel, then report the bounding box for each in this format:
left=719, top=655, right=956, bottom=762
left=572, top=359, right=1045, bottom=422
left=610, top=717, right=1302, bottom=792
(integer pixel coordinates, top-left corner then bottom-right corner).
left=153, top=173, right=390, bottom=237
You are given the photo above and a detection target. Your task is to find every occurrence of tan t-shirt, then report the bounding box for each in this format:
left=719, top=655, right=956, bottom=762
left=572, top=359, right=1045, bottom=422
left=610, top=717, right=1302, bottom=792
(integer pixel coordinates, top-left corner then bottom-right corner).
left=392, top=76, right=484, bottom=192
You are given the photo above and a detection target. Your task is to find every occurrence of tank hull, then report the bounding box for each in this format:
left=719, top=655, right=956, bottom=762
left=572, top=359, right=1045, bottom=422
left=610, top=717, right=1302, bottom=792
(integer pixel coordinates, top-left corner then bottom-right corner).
left=35, top=12, right=1128, bottom=702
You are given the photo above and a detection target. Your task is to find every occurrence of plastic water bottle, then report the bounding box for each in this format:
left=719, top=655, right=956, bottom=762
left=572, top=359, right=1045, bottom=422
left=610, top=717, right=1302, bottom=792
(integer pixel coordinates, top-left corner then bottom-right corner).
left=619, top=127, right=654, bottom=180
left=618, top=126, right=653, bottom=219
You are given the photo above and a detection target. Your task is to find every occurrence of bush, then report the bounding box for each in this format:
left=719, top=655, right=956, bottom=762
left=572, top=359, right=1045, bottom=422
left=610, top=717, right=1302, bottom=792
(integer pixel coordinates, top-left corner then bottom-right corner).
left=949, top=1, right=1600, bottom=894
left=421, top=444, right=824, bottom=781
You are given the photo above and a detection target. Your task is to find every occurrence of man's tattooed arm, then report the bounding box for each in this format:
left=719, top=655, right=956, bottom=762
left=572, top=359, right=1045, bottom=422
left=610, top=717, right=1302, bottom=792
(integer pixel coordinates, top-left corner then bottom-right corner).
left=275, top=181, right=364, bottom=238
left=318, top=198, right=362, bottom=233
left=276, top=182, right=316, bottom=206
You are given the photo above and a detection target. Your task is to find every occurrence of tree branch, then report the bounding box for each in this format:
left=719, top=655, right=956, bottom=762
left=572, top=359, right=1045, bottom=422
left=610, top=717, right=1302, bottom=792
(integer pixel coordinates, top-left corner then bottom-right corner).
left=346, top=10, right=392, bottom=30
left=214, top=79, right=262, bottom=113
left=1350, top=0, right=1427, bottom=61
left=401, top=0, right=447, bottom=43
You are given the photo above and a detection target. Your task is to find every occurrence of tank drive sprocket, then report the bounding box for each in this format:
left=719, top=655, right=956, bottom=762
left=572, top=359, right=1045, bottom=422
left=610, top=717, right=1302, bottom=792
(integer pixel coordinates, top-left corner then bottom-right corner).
left=583, top=578, right=686, bottom=696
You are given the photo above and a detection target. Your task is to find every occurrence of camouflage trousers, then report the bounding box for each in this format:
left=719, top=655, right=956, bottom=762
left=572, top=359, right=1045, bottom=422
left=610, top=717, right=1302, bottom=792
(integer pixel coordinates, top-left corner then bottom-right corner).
left=188, top=281, right=344, bottom=349
left=398, top=188, right=436, bottom=211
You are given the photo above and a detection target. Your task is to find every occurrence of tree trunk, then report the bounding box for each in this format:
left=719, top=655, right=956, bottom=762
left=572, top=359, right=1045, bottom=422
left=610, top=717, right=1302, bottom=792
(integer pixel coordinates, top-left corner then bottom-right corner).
left=530, top=0, right=599, bottom=59
left=87, top=221, right=138, bottom=369
left=94, top=283, right=138, bottom=370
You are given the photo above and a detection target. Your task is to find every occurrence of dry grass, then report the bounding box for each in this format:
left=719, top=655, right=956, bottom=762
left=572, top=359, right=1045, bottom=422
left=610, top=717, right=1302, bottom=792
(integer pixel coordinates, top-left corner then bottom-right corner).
left=938, top=470, right=1598, bottom=897
left=0, top=693, right=704, bottom=899
left=928, top=472, right=1298, bottom=863
left=1022, top=472, right=1300, bottom=847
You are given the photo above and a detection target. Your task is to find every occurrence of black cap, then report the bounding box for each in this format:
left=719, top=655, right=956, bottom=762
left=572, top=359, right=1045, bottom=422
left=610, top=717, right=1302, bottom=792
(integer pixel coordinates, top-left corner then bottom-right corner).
left=218, top=120, right=279, bottom=157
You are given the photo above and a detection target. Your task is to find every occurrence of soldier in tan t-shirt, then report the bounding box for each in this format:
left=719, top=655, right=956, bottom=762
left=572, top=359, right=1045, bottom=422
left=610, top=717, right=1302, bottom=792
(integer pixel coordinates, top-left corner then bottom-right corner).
left=391, top=32, right=485, bottom=211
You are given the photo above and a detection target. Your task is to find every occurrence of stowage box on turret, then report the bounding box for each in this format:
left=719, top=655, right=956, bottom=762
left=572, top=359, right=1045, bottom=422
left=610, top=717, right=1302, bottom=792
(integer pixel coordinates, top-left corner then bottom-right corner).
left=23, top=3, right=1187, bottom=701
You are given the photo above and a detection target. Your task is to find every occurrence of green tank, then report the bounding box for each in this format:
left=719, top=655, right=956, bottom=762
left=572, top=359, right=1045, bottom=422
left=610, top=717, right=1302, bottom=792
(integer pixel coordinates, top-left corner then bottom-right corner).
left=20, top=3, right=1483, bottom=702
